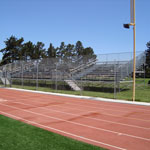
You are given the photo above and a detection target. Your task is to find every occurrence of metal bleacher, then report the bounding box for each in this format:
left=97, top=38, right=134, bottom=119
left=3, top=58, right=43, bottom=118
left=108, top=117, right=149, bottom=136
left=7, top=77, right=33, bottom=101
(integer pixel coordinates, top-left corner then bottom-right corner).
left=0, top=51, right=146, bottom=91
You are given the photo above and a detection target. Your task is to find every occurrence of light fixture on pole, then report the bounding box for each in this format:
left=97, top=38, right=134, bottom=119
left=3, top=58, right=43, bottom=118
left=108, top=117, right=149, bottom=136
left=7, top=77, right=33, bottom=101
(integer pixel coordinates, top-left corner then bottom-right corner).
left=123, top=0, right=136, bottom=101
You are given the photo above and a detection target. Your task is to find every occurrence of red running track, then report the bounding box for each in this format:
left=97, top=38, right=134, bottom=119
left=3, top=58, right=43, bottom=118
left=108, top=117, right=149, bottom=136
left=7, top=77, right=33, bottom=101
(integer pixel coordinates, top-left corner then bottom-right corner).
left=0, top=88, right=150, bottom=150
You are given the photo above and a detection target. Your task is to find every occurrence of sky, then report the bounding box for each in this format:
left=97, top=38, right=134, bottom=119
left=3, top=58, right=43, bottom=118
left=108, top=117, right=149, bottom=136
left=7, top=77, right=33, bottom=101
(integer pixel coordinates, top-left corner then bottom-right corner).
left=0, top=0, right=150, bottom=59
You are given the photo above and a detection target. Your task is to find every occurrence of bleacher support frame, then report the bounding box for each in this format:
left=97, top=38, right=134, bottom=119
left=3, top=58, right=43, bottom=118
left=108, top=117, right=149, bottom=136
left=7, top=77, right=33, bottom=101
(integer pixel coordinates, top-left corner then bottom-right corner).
left=0, top=51, right=146, bottom=99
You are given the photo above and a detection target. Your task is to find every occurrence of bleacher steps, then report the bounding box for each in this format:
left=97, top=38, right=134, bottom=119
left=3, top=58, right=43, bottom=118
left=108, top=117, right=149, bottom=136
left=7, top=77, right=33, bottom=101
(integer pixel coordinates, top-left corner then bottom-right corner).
left=72, top=64, right=100, bottom=80
left=65, top=80, right=81, bottom=91
left=0, top=77, right=10, bottom=85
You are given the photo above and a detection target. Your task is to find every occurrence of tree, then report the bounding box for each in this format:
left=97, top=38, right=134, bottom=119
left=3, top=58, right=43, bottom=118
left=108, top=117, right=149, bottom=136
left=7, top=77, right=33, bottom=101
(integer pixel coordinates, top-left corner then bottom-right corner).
left=20, top=41, right=35, bottom=61
left=33, top=42, right=46, bottom=59
left=74, top=41, right=96, bottom=63
left=56, top=42, right=75, bottom=63
left=57, top=42, right=66, bottom=58
left=75, top=41, right=84, bottom=56
left=47, top=43, right=57, bottom=58
left=21, top=41, right=46, bottom=60
left=82, top=47, right=96, bottom=62
left=0, top=36, right=97, bottom=66
left=63, top=44, right=75, bottom=60
left=145, top=41, right=150, bottom=77
left=82, top=47, right=94, bottom=55
left=0, top=36, right=24, bottom=65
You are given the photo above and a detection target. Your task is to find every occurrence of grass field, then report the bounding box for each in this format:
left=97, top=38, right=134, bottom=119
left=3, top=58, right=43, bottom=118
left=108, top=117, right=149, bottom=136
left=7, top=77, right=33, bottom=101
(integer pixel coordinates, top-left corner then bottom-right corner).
left=1, top=78, right=150, bottom=102
left=0, top=115, right=105, bottom=150
left=0, top=79, right=149, bottom=150
left=3, top=78, right=149, bottom=102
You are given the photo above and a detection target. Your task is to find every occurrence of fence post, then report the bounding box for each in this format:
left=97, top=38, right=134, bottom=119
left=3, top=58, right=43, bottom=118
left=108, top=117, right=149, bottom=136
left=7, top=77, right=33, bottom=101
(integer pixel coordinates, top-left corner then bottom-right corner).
left=5, top=67, right=6, bottom=87
left=10, top=63, right=12, bottom=87
left=36, top=61, right=39, bottom=90
left=21, top=61, right=24, bottom=88
left=114, top=61, right=117, bottom=99
left=80, top=66, right=83, bottom=96
left=55, top=63, right=58, bottom=91
left=144, top=53, right=146, bottom=87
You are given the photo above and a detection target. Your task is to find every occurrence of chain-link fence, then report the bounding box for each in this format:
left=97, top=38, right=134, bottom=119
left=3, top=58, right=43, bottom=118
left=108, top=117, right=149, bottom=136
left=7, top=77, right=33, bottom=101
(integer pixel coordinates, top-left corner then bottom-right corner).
left=0, top=51, right=146, bottom=100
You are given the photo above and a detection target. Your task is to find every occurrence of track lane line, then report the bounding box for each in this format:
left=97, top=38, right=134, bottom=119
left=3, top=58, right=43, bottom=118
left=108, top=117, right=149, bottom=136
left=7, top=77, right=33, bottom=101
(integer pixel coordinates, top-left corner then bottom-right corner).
left=4, top=88, right=150, bottom=111
left=1, top=89, right=150, bottom=112
left=1, top=94, right=150, bottom=122
left=1, top=91, right=150, bottom=121
left=63, top=102, right=150, bottom=118
left=0, top=110, right=127, bottom=150
left=0, top=103, right=150, bottom=142
left=12, top=101, right=150, bottom=130
left=37, top=101, right=150, bottom=122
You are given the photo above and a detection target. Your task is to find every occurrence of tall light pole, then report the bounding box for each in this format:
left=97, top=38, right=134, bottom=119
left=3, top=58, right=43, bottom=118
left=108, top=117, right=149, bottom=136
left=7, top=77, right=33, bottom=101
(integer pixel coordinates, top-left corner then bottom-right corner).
left=123, top=0, right=136, bottom=101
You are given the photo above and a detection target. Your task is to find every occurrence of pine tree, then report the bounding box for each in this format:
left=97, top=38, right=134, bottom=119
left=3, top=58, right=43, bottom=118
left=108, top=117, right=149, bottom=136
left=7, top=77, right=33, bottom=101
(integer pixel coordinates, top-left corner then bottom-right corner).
left=47, top=43, right=56, bottom=58
left=0, top=36, right=24, bottom=65
left=145, top=41, right=150, bottom=77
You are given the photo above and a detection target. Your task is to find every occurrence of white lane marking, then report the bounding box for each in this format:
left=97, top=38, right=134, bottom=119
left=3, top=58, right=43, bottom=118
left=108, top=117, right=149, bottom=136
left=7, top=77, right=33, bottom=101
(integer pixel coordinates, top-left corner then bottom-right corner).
left=13, top=101, right=150, bottom=130
left=0, top=103, right=150, bottom=142
left=64, top=102, right=150, bottom=116
left=2, top=93, right=150, bottom=122
left=30, top=99, right=150, bottom=122
left=2, top=92, right=150, bottom=121
left=66, top=100, right=150, bottom=112
left=50, top=102, right=150, bottom=121
left=8, top=87, right=150, bottom=106
left=0, top=98, right=7, bottom=102
left=0, top=110, right=127, bottom=150
left=4, top=91, right=150, bottom=113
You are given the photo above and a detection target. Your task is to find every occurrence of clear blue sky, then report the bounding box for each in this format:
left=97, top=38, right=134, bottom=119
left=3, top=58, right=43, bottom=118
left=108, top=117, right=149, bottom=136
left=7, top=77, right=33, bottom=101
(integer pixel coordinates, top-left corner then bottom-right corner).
left=0, top=0, right=150, bottom=59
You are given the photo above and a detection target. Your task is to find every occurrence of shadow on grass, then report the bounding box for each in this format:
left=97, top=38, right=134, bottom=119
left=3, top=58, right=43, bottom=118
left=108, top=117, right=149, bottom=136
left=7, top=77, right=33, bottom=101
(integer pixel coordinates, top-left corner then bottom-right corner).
left=83, top=86, right=130, bottom=93
left=11, top=81, right=131, bottom=94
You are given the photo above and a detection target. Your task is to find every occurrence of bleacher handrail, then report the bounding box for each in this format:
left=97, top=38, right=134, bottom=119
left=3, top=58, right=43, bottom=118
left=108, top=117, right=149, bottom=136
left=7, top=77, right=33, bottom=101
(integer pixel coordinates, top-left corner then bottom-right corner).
left=70, top=58, right=97, bottom=74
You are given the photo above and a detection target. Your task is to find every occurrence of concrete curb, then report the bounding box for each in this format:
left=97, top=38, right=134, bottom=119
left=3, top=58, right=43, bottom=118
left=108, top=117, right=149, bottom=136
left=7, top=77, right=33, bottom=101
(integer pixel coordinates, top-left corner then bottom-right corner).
left=7, top=87, right=150, bottom=106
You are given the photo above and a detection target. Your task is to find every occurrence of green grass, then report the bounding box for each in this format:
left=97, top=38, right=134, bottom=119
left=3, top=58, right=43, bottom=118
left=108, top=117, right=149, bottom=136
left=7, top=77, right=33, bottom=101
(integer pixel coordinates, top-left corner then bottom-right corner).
left=116, top=78, right=150, bottom=102
left=0, top=115, right=105, bottom=150
left=1, top=78, right=150, bottom=102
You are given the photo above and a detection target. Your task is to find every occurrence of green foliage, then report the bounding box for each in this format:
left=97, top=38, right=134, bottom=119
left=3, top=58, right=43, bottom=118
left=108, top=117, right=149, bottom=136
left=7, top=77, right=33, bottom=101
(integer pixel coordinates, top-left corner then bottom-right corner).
left=20, top=41, right=35, bottom=60
left=145, top=41, right=150, bottom=77
left=47, top=43, right=56, bottom=58
left=0, top=37, right=96, bottom=66
left=0, top=36, right=24, bottom=65
left=33, top=42, right=46, bottom=59
left=75, top=41, right=84, bottom=56
left=74, top=41, right=96, bottom=63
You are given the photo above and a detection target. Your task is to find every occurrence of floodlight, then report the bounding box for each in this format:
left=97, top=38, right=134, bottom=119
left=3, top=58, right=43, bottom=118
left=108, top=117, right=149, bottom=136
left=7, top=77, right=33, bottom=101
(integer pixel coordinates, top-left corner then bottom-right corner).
left=123, top=24, right=130, bottom=29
